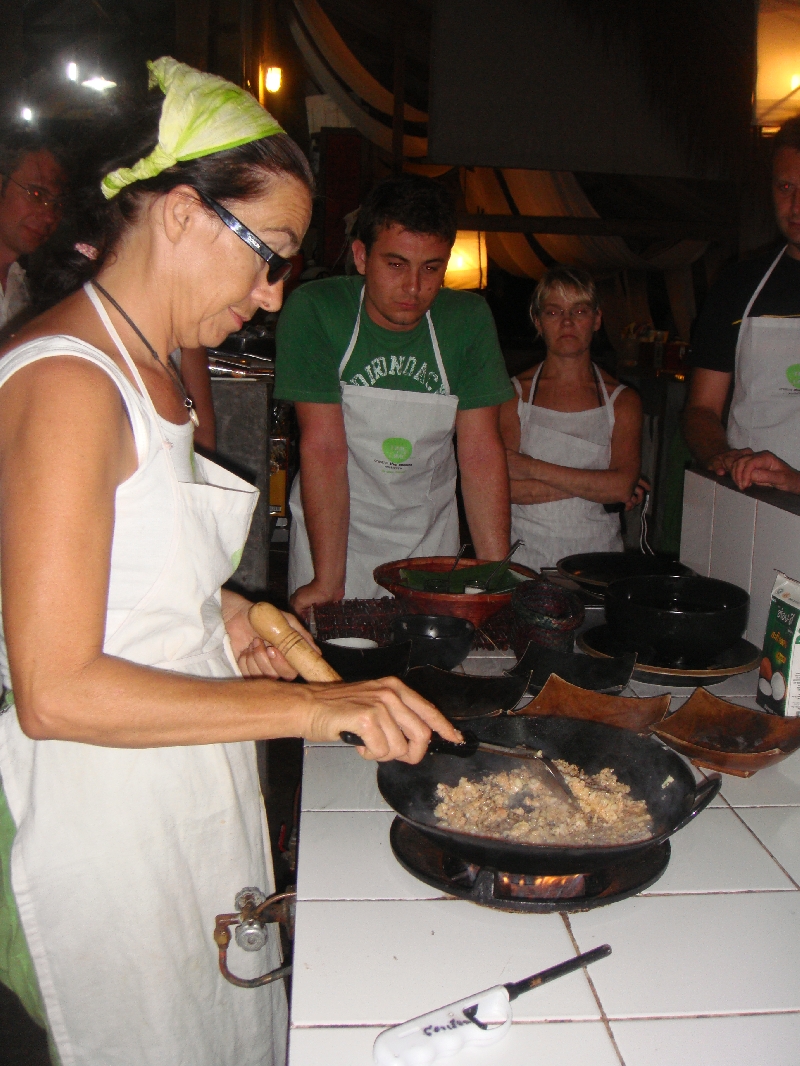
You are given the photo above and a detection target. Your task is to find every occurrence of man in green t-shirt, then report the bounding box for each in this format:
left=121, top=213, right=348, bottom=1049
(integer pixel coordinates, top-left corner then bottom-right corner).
left=275, top=174, right=513, bottom=612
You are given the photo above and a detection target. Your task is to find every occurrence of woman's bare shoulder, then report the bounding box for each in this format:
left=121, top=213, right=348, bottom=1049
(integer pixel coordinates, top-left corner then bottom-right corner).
left=512, top=363, right=542, bottom=402
left=0, top=291, right=112, bottom=361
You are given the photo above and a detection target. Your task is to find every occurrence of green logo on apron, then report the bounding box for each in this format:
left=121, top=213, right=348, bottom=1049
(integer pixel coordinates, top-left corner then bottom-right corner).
left=787, top=364, right=800, bottom=389
left=382, top=437, right=413, bottom=463
left=230, top=547, right=244, bottom=571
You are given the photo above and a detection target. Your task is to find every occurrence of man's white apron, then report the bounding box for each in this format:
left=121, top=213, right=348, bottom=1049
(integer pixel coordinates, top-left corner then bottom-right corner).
left=727, top=245, right=800, bottom=468
left=289, top=288, right=460, bottom=599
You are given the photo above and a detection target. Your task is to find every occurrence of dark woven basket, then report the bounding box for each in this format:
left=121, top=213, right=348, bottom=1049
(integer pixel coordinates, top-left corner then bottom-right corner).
left=510, top=579, right=585, bottom=657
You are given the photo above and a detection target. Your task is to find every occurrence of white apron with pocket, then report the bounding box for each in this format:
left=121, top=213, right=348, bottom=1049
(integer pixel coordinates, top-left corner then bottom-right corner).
left=0, top=284, right=286, bottom=1066
left=727, top=245, right=800, bottom=468
left=289, top=288, right=460, bottom=599
left=510, top=362, right=625, bottom=572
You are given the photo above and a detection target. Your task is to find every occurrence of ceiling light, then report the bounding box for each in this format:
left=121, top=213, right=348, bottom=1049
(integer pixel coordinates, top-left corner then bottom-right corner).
left=82, top=76, right=116, bottom=92
left=265, top=67, right=282, bottom=93
left=66, top=62, right=78, bottom=82
left=20, top=107, right=33, bottom=122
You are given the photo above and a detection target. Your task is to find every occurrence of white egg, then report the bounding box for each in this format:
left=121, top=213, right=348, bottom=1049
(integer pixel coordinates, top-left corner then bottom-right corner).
left=759, top=677, right=772, bottom=696
left=771, top=672, right=786, bottom=701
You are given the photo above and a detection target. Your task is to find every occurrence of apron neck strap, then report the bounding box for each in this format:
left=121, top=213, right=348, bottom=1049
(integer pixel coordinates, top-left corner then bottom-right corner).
left=338, top=286, right=365, bottom=378
left=742, top=245, right=788, bottom=321
left=338, top=284, right=451, bottom=396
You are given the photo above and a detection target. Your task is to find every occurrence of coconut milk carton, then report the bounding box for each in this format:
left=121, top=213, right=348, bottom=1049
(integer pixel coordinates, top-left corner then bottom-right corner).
left=757, top=572, right=800, bottom=716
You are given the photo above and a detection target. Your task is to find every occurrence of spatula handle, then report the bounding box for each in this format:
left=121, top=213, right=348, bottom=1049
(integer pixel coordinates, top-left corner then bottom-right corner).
left=248, top=602, right=342, bottom=683
left=339, top=729, right=478, bottom=755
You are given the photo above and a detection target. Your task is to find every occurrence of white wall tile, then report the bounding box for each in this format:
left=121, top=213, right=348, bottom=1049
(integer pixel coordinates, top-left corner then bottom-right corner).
left=291, top=899, right=600, bottom=1026
left=719, top=750, right=800, bottom=807
left=708, top=483, right=756, bottom=594
left=611, top=1013, right=800, bottom=1066
left=296, top=811, right=443, bottom=901
left=641, top=807, right=792, bottom=893
left=680, top=471, right=715, bottom=576
left=289, top=1020, right=621, bottom=1066
left=737, top=806, right=800, bottom=885
left=569, top=892, right=800, bottom=1017
left=301, top=746, right=388, bottom=812
left=749, top=502, right=800, bottom=645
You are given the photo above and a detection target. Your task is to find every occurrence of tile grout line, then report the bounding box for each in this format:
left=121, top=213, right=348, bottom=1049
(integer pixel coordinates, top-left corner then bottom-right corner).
left=561, top=913, right=627, bottom=1066
left=722, top=799, right=800, bottom=890
left=290, top=1007, right=800, bottom=1031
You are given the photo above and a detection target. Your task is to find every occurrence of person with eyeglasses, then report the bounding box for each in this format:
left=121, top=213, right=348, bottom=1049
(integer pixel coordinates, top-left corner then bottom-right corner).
left=0, top=128, right=66, bottom=330
left=500, top=265, right=643, bottom=571
left=0, top=59, right=457, bottom=1066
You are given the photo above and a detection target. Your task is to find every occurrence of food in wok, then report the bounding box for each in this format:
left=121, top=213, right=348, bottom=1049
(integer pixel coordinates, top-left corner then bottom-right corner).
left=434, top=762, right=653, bottom=847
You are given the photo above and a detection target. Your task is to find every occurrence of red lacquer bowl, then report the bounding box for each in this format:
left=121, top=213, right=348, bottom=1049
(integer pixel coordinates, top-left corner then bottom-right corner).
left=373, top=556, right=539, bottom=628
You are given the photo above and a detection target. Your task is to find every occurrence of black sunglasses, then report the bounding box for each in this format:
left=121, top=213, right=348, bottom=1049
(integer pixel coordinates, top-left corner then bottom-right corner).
left=199, top=192, right=293, bottom=285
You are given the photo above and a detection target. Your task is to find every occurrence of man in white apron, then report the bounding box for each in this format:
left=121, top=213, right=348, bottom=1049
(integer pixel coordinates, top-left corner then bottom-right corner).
left=684, top=115, right=800, bottom=494
left=275, top=175, right=513, bottom=610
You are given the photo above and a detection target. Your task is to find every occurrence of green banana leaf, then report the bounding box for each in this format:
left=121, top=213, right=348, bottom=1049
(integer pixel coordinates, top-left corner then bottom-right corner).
left=398, top=562, right=525, bottom=594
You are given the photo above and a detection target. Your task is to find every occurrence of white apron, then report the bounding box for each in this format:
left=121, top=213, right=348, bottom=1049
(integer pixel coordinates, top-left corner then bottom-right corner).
left=511, top=362, right=625, bottom=571
left=289, top=288, right=460, bottom=599
left=0, top=284, right=286, bottom=1066
left=728, top=245, right=800, bottom=467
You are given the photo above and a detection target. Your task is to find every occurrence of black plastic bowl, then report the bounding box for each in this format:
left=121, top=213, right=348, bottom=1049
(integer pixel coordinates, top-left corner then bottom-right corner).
left=390, top=614, right=475, bottom=671
left=320, top=640, right=412, bottom=682
left=604, top=575, right=749, bottom=667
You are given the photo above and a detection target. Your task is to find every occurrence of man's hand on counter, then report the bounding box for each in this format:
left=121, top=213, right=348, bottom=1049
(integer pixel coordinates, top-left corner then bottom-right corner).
left=728, top=450, right=800, bottom=494
left=303, top=676, right=463, bottom=764
left=705, top=447, right=754, bottom=478
left=290, top=578, right=345, bottom=618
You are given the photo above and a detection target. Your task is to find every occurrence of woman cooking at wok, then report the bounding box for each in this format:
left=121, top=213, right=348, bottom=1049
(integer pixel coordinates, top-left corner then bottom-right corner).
left=0, top=59, right=458, bottom=1066
left=501, top=265, right=644, bottom=572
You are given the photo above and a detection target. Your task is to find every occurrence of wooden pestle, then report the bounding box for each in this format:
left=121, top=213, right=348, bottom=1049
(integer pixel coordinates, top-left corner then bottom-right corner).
left=248, top=601, right=342, bottom=682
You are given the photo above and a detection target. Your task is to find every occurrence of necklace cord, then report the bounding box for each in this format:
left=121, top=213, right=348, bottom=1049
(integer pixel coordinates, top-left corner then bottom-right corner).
left=91, top=281, right=198, bottom=425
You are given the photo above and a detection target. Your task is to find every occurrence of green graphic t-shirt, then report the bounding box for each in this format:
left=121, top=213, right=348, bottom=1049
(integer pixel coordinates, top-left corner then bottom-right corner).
left=274, top=275, right=513, bottom=410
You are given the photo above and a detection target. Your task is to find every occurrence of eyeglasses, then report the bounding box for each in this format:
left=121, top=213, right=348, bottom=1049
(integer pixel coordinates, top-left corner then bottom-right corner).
left=199, top=192, right=293, bottom=285
left=540, top=305, right=595, bottom=321
left=4, top=175, right=65, bottom=213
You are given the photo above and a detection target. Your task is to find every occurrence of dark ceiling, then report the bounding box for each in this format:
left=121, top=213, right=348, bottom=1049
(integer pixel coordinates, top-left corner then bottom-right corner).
left=316, top=0, right=432, bottom=112
left=10, top=0, right=174, bottom=108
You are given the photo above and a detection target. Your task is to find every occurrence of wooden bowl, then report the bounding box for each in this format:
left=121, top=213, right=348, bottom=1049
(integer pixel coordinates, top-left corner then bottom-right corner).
left=653, top=687, right=800, bottom=777
left=373, top=556, right=539, bottom=627
left=513, top=674, right=671, bottom=733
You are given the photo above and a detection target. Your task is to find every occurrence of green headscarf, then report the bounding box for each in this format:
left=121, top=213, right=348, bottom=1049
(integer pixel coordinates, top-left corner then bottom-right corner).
left=101, top=57, right=285, bottom=200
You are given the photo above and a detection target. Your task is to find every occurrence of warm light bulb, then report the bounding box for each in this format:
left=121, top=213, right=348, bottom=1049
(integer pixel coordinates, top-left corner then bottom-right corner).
left=792, top=75, right=800, bottom=92
left=265, top=67, right=282, bottom=93
left=20, top=107, right=33, bottom=122
left=66, top=62, right=78, bottom=82
left=82, top=76, right=116, bottom=92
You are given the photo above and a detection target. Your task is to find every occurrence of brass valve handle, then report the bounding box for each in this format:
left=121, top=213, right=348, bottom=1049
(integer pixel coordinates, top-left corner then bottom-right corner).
left=248, top=601, right=341, bottom=682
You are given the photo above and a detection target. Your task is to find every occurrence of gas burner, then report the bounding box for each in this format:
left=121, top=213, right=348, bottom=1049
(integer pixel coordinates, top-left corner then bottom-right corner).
left=390, top=818, right=670, bottom=913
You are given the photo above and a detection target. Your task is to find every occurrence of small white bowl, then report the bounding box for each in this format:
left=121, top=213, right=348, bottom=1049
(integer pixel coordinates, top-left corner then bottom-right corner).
left=325, top=637, right=379, bottom=649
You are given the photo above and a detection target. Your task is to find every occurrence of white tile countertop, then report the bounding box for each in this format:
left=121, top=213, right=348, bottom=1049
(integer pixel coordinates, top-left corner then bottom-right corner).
left=287, top=648, right=800, bottom=1066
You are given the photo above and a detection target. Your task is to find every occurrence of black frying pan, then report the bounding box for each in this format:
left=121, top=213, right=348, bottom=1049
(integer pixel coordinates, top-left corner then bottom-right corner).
left=377, top=716, right=719, bottom=875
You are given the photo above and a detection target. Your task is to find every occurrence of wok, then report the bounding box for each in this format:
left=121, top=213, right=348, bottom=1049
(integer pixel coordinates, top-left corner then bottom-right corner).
left=604, top=575, right=749, bottom=666
left=377, top=716, right=719, bottom=875
left=557, top=551, right=692, bottom=591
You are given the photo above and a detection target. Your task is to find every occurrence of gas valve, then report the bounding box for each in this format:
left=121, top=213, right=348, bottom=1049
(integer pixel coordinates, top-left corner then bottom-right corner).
left=214, top=887, right=295, bottom=988
left=234, top=888, right=269, bottom=951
